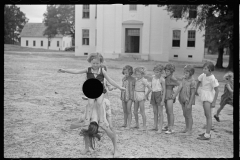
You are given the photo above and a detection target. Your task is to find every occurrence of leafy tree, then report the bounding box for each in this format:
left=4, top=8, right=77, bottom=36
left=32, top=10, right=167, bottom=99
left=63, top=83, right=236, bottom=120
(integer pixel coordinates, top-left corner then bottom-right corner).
left=43, top=5, right=75, bottom=46
left=149, top=5, right=233, bottom=70
left=4, top=5, right=28, bottom=44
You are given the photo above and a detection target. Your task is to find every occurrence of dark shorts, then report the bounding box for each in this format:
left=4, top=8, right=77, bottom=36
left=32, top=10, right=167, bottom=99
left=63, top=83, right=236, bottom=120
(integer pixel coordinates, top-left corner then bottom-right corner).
left=150, top=91, right=163, bottom=106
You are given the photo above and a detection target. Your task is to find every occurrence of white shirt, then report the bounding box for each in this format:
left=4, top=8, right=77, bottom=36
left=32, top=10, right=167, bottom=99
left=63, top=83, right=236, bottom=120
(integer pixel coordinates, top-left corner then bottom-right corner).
left=151, top=75, right=164, bottom=92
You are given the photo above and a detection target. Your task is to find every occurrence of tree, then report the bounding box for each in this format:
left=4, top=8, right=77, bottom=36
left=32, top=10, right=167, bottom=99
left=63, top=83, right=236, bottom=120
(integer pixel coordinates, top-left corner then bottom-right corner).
left=152, top=5, right=233, bottom=70
left=4, top=5, right=28, bottom=44
left=43, top=5, right=75, bottom=46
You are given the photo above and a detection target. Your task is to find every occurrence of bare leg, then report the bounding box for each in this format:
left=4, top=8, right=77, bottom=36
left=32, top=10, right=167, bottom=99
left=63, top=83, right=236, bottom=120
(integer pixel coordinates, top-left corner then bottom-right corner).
left=152, top=104, right=158, bottom=130
left=186, top=105, right=193, bottom=134
left=203, top=101, right=212, bottom=134
left=133, top=101, right=139, bottom=128
left=96, top=94, right=105, bottom=126
left=180, top=104, right=188, bottom=133
left=126, top=100, right=133, bottom=129
left=166, top=100, right=174, bottom=131
left=139, top=101, right=147, bottom=131
left=85, top=99, right=95, bottom=125
left=157, top=105, right=163, bottom=133
left=216, top=104, right=225, bottom=117
left=121, top=101, right=127, bottom=127
left=81, top=136, right=90, bottom=154
left=165, top=103, right=170, bottom=128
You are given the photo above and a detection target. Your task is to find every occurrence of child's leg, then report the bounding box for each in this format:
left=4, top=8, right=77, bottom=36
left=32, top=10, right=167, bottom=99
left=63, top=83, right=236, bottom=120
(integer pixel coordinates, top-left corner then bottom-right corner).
left=81, top=136, right=90, bottom=154
left=180, top=103, right=188, bottom=132
left=164, top=102, right=170, bottom=129
left=166, top=100, right=174, bottom=131
left=85, top=99, right=95, bottom=125
left=157, top=105, right=163, bottom=133
left=96, top=94, right=105, bottom=126
left=126, top=100, right=133, bottom=129
left=185, top=105, right=193, bottom=133
left=152, top=104, right=158, bottom=130
left=139, top=100, right=147, bottom=130
left=216, top=104, right=225, bottom=117
left=121, top=101, right=127, bottom=127
left=203, top=101, right=212, bottom=135
left=133, top=101, right=139, bottom=128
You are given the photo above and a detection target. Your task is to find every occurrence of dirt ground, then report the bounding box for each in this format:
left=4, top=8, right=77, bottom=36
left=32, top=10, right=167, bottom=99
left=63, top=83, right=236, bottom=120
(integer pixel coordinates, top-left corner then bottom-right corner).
left=4, top=51, right=233, bottom=158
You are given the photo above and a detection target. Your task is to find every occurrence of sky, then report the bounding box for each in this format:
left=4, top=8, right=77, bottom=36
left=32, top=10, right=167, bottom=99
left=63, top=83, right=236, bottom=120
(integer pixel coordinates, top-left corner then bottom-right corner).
left=16, top=5, right=47, bottom=23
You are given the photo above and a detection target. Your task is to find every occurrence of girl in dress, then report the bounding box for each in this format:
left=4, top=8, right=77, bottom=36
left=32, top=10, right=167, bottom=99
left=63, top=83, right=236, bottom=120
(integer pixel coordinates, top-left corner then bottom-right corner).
left=214, top=71, right=233, bottom=122
left=195, top=62, right=219, bottom=140
left=172, top=65, right=196, bottom=135
left=149, top=64, right=166, bottom=133
left=121, top=65, right=135, bottom=129
left=163, top=63, right=179, bottom=134
left=133, top=66, right=152, bottom=131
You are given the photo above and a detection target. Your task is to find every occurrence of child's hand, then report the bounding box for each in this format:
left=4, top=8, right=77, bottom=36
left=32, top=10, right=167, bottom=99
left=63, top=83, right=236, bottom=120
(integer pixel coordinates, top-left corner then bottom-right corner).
left=172, top=94, right=176, bottom=100
left=160, top=101, right=164, bottom=106
left=119, top=87, right=126, bottom=91
left=58, top=69, right=65, bottom=73
left=145, top=95, right=149, bottom=101
left=211, top=102, right=216, bottom=108
left=195, top=92, right=199, bottom=96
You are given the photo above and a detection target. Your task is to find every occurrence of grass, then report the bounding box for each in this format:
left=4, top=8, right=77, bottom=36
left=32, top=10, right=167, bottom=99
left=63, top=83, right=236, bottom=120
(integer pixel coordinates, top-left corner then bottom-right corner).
left=4, top=44, right=67, bottom=52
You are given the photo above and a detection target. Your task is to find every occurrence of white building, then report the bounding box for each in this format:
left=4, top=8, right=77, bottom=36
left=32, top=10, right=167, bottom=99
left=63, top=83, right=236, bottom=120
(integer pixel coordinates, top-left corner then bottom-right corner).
left=20, top=23, right=72, bottom=51
left=75, top=5, right=205, bottom=62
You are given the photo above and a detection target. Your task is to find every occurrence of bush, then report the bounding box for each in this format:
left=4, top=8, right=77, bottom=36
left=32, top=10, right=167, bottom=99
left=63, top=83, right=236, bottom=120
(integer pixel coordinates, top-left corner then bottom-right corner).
left=65, top=46, right=75, bottom=51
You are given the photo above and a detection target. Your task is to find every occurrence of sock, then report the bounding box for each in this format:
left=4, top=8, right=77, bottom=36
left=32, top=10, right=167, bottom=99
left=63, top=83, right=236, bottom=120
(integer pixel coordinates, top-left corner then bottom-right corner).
left=204, top=133, right=211, bottom=138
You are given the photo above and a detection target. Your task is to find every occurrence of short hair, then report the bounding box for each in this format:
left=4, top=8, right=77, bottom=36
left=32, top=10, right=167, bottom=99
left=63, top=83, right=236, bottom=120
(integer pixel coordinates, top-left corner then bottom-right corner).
left=134, top=66, right=147, bottom=75
left=101, top=64, right=107, bottom=71
left=184, top=64, right=195, bottom=76
left=164, top=63, right=175, bottom=73
left=223, top=71, right=234, bottom=81
left=122, top=65, right=133, bottom=75
left=87, top=53, right=104, bottom=63
left=203, top=61, right=214, bottom=72
left=153, top=64, right=164, bottom=72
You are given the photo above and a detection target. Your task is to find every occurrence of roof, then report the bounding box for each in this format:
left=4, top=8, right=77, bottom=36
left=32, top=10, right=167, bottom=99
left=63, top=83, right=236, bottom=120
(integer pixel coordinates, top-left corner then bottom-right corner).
left=20, top=23, right=63, bottom=38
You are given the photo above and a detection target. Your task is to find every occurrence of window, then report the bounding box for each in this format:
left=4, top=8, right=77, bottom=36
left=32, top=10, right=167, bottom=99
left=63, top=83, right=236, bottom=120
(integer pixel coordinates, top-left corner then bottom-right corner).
left=26, top=40, right=28, bottom=46
left=41, top=41, right=43, bottom=46
left=173, top=10, right=182, bottom=18
left=57, top=41, right=59, bottom=47
left=172, top=30, right=181, bottom=47
left=82, top=29, right=89, bottom=45
left=129, top=5, right=137, bottom=11
left=83, top=5, right=90, bottom=18
left=187, top=30, right=196, bottom=47
left=33, top=40, right=35, bottom=46
left=48, top=41, right=51, bottom=47
left=189, top=6, right=197, bottom=18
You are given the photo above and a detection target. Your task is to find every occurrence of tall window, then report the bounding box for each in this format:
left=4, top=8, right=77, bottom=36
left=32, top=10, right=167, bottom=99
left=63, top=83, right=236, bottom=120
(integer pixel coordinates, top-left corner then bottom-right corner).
left=57, top=41, right=59, bottom=47
left=83, top=5, right=90, bottom=18
left=26, top=40, right=28, bottom=46
left=41, top=41, right=43, bottom=46
left=172, top=30, right=181, bottom=47
left=173, top=10, right=182, bottom=18
left=189, top=6, right=197, bottom=18
left=33, top=40, right=35, bottom=46
left=82, top=29, right=89, bottom=45
left=48, top=41, right=51, bottom=47
left=187, top=30, right=196, bottom=47
left=129, top=5, right=137, bottom=11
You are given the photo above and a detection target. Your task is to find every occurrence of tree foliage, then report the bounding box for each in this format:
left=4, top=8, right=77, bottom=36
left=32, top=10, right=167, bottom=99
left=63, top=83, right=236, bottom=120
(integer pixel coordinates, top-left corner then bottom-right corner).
left=4, top=5, right=29, bottom=44
left=43, top=5, right=75, bottom=45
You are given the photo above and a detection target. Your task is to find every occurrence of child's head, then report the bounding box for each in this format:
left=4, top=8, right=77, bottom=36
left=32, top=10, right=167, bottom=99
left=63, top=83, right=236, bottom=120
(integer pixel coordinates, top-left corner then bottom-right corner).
left=79, top=121, right=101, bottom=150
left=183, top=64, right=195, bottom=78
left=164, top=63, right=175, bottom=76
left=153, top=64, right=164, bottom=76
left=122, top=65, right=133, bottom=76
left=134, top=66, right=147, bottom=79
left=87, top=53, right=104, bottom=69
left=223, top=71, right=233, bottom=81
left=203, top=61, right=214, bottom=74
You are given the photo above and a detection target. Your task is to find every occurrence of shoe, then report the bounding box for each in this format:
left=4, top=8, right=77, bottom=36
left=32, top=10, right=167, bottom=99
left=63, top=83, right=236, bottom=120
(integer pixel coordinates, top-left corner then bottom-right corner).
left=197, top=134, right=211, bottom=140
left=214, top=115, right=220, bottom=122
left=198, top=133, right=205, bottom=137
left=82, top=96, right=88, bottom=100
left=162, top=126, right=168, bottom=131
left=165, top=129, right=174, bottom=134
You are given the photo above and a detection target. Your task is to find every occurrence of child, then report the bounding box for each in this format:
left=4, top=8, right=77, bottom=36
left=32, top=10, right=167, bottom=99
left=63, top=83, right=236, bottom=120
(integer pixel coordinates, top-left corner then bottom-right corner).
left=133, top=66, right=152, bottom=131
left=195, top=61, right=219, bottom=140
left=172, top=65, right=196, bottom=135
left=121, top=65, right=135, bottom=129
left=214, top=71, right=233, bottom=122
left=58, top=52, right=125, bottom=127
left=78, top=99, right=119, bottom=158
left=163, top=63, right=179, bottom=134
left=149, top=64, right=166, bottom=133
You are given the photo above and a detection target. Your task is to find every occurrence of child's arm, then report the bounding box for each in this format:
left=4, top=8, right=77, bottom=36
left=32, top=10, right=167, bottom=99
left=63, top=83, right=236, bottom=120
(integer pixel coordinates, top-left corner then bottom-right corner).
left=160, top=79, right=166, bottom=106
left=145, top=84, right=152, bottom=101
left=211, top=87, right=219, bottom=107
left=58, top=68, right=87, bottom=74
left=102, top=69, right=125, bottom=91
left=187, top=87, right=196, bottom=108
left=226, top=83, right=233, bottom=93
left=172, top=82, right=182, bottom=100
left=195, top=80, right=201, bottom=96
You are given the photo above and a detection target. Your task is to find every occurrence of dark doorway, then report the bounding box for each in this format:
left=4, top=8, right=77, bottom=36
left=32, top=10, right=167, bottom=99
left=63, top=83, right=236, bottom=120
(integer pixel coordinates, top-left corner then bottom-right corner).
left=125, top=28, right=140, bottom=53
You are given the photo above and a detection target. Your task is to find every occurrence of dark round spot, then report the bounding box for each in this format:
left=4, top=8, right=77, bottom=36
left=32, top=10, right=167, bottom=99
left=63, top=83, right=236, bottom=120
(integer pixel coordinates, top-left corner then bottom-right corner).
left=82, top=79, right=103, bottom=99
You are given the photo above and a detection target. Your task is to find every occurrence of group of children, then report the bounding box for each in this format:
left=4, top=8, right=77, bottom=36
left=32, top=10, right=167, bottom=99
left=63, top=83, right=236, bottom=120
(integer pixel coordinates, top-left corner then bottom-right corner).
left=58, top=52, right=234, bottom=157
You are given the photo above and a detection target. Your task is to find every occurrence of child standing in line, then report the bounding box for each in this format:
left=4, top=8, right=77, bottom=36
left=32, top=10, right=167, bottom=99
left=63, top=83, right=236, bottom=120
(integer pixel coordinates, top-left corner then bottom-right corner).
left=133, top=66, right=152, bottom=131
left=172, top=65, right=196, bottom=135
left=120, top=65, right=136, bottom=129
left=58, top=53, right=125, bottom=127
left=195, top=61, right=219, bottom=140
left=214, top=72, right=233, bottom=122
left=163, top=63, right=180, bottom=134
left=149, top=64, right=166, bottom=133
